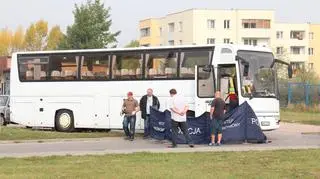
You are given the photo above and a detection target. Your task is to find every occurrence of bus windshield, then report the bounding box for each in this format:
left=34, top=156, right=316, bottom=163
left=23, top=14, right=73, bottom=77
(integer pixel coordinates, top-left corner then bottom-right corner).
left=238, top=51, right=276, bottom=98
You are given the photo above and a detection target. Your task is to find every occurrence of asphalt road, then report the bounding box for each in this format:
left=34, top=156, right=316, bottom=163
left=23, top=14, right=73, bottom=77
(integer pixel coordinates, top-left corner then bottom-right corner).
left=0, top=123, right=319, bottom=158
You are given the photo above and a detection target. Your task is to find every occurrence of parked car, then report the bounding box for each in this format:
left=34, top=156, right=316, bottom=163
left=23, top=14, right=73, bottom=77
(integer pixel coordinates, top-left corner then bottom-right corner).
left=0, top=95, right=10, bottom=126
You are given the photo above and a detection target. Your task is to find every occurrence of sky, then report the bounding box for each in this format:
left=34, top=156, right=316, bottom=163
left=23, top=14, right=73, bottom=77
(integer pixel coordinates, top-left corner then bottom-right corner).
left=0, top=0, right=319, bottom=47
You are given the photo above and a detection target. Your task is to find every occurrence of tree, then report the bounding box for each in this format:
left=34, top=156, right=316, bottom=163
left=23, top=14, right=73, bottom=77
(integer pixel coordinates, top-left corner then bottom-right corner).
left=273, top=47, right=290, bottom=80
left=125, top=40, right=139, bottom=48
left=46, top=26, right=64, bottom=50
left=61, top=0, right=120, bottom=49
left=11, top=26, right=25, bottom=53
left=25, top=20, right=48, bottom=51
left=0, top=28, right=12, bottom=56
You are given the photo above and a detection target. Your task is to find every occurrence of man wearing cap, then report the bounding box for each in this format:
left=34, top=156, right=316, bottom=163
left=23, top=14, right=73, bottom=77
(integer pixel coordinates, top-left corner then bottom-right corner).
left=122, top=92, right=139, bottom=141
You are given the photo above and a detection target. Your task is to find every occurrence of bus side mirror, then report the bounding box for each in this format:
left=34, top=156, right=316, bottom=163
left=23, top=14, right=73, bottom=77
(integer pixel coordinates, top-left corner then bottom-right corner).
left=288, top=64, right=293, bottom=79
left=243, top=64, right=249, bottom=77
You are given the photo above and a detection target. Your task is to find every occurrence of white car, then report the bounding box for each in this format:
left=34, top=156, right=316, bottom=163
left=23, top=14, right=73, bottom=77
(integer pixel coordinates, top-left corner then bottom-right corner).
left=0, top=95, right=10, bottom=126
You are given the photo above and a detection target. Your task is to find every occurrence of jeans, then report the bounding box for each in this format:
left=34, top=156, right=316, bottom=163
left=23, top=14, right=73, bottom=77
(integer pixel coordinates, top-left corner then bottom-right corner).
left=144, top=115, right=150, bottom=137
left=171, top=120, right=193, bottom=146
left=123, top=115, right=136, bottom=138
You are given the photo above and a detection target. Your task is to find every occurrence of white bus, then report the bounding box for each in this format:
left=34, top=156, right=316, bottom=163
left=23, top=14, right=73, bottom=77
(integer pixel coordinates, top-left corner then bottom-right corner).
left=10, top=44, right=291, bottom=132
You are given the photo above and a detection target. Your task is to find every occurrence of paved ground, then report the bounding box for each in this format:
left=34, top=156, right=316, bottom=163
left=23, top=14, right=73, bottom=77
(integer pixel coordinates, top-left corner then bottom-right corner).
left=0, top=123, right=319, bottom=158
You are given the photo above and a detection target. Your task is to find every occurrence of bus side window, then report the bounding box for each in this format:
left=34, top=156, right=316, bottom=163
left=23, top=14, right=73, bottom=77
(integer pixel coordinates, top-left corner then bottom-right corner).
left=145, top=51, right=178, bottom=79
left=81, top=54, right=110, bottom=80
left=49, top=55, right=78, bottom=81
left=180, top=50, right=211, bottom=78
left=18, top=57, right=49, bottom=81
left=111, top=53, right=143, bottom=80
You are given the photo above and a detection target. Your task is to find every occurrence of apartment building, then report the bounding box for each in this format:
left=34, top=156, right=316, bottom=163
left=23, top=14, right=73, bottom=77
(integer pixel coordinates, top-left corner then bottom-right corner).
left=139, top=9, right=319, bottom=76
left=139, top=9, right=274, bottom=47
left=273, top=23, right=310, bottom=72
left=309, top=24, right=320, bottom=76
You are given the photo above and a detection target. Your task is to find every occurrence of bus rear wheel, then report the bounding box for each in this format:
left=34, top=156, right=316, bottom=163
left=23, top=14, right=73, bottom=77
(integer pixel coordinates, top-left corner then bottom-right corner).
left=55, top=110, right=74, bottom=132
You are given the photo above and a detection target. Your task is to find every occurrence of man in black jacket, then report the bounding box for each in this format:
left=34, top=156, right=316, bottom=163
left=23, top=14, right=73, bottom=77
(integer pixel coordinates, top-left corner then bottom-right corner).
left=140, top=88, right=160, bottom=139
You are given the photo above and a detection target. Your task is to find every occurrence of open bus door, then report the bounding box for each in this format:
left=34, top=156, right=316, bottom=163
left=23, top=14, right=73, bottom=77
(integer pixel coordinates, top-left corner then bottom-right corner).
left=194, top=65, right=215, bottom=117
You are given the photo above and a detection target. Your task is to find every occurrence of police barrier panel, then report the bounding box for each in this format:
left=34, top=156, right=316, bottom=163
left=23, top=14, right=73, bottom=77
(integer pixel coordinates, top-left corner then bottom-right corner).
left=149, top=101, right=267, bottom=144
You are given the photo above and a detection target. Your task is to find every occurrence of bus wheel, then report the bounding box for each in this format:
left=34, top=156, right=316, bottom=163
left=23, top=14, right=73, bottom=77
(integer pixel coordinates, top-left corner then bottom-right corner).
left=55, top=110, right=74, bottom=132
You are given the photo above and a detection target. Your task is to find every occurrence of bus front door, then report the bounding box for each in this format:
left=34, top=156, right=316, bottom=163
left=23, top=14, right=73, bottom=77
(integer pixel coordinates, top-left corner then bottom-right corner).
left=194, top=65, right=215, bottom=117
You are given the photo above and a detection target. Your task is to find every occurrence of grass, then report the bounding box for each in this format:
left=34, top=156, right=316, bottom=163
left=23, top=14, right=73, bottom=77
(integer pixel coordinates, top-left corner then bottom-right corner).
left=0, top=149, right=319, bottom=178
left=280, top=110, right=320, bottom=126
left=0, top=127, right=127, bottom=141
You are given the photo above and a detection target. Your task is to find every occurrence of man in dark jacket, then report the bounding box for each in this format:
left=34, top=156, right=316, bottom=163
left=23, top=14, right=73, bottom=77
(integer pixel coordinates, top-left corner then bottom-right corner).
left=139, top=88, right=160, bottom=138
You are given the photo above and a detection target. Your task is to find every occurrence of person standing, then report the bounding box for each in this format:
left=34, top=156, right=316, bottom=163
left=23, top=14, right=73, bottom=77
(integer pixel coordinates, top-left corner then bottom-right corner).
left=209, top=91, right=226, bottom=146
left=139, top=88, right=160, bottom=139
left=122, top=92, right=139, bottom=141
left=168, top=89, right=194, bottom=148
left=225, top=88, right=238, bottom=112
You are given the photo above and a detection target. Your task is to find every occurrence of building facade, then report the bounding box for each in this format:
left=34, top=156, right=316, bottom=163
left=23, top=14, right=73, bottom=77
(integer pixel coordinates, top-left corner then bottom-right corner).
left=309, top=24, right=320, bottom=76
left=139, top=9, right=319, bottom=76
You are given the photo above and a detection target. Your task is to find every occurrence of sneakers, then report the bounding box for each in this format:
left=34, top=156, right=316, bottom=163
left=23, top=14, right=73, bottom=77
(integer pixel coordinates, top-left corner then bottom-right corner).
left=209, top=142, right=222, bottom=146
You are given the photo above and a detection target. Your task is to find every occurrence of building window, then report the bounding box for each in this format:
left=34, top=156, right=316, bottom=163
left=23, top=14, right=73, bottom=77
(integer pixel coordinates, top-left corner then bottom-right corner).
left=290, top=46, right=305, bottom=55
left=243, top=38, right=257, bottom=46
left=179, top=40, right=183, bottom=45
left=291, top=62, right=305, bottom=74
left=168, top=40, right=174, bottom=46
left=242, top=19, right=270, bottom=29
left=168, top=23, right=175, bottom=32
left=159, top=27, right=162, bottom=36
left=290, top=31, right=305, bottom=40
left=224, top=20, right=230, bottom=29
left=309, top=63, right=314, bottom=70
left=276, top=47, right=284, bottom=55
left=276, top=31, right=283, bottom=39
left=207, top=38, right=215, bottom=44
left=309, top=32, right=314, bottom=40
left=178, top=21, right=183, bottom=32
left=309, top=48, right=314, bottom=55
left=140, top=28, right=150, bottom=37
left=207, top=19, right=215, bottom=29
left=223, top=38, right=230, bottom=44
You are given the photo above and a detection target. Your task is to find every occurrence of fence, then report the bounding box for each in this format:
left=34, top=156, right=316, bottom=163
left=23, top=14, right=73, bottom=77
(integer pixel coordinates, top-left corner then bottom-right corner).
left=280, top=82, right=320, bottom=107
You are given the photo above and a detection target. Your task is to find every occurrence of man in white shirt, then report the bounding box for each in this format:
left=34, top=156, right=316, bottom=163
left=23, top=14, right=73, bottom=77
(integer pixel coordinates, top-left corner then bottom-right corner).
left=168, top=89, right=194, bottom=148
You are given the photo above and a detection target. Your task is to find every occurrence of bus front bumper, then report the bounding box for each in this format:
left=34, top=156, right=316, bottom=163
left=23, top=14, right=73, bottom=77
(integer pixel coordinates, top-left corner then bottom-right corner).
left=257, top=115, right=280, bottom=131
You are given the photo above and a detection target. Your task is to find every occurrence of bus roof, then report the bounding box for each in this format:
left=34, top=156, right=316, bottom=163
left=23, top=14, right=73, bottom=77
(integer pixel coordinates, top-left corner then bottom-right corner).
left=13, top=44, right=272, bottom=56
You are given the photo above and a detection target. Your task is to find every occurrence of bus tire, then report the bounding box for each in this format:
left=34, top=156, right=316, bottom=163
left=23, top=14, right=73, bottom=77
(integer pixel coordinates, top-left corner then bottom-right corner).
left=55, top=110, right=74, bottom=132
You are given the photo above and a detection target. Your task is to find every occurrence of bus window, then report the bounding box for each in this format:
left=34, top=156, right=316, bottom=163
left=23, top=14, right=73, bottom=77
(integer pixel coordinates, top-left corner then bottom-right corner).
left=180, top=50, right=211, bottom=78
left=146, top=51, right=178, bottom=79
left=49, top=55, right=78, bottom=81
left=81, top=54, right=110, bottom=80
left=18, top=57, right=49, bottom=81
left=111, top=53, right=143, bottom=80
